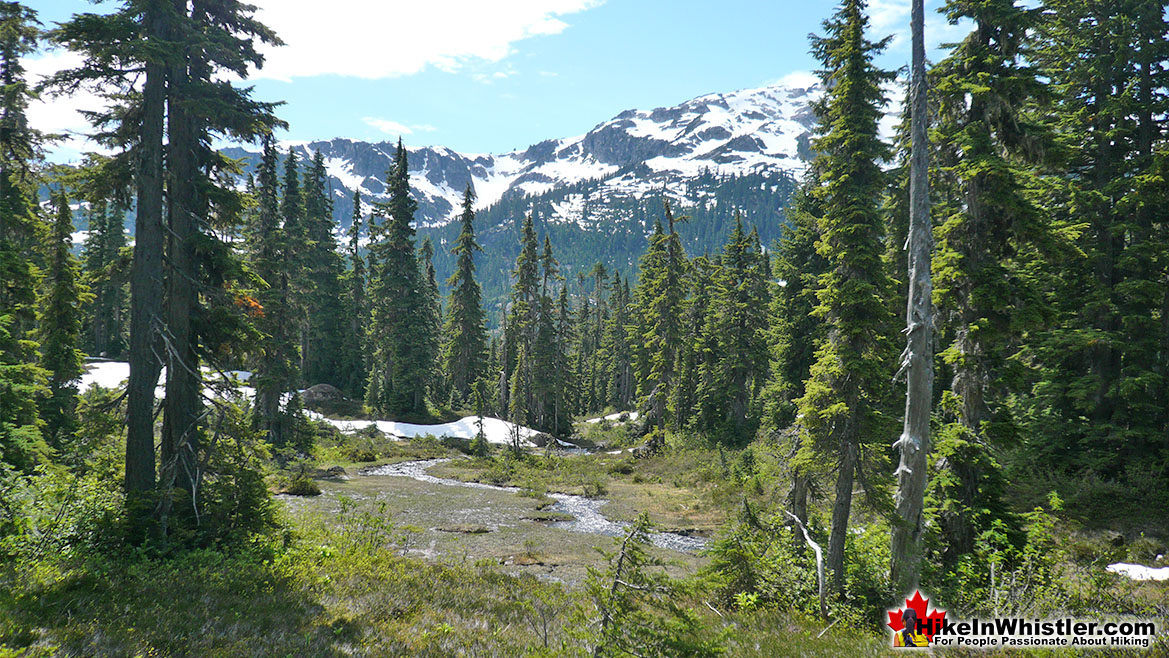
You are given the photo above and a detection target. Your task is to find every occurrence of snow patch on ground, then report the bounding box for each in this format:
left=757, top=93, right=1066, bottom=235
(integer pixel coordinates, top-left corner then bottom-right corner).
left=308, top=413, right=539, bottom=447
left=80, top=360, right=131, bottom=391
left=1107, top=563, right=1169, bottom=581
left=584, top=411, right=639, bottom=424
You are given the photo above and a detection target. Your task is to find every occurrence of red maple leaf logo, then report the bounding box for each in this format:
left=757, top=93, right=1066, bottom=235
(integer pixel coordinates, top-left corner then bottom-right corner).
left=887, top=590, right=947, bottom=641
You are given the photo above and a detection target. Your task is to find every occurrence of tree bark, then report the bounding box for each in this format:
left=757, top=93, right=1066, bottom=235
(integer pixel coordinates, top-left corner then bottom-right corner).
left=125, top=0, right=168, bottom=505
left=891, top=0, right=932, bottom=594
left=162, top=0, right=201, bottom=505
left=827, top=437, right=857, bottom=594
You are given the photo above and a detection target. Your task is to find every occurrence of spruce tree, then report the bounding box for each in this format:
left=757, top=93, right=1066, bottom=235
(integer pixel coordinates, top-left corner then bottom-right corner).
left=795, top=0, right=896, bottom=594
left=502, top=215, right=541, bottom=426
left=366, top=139, right=429, bottom=416
left=80, top=195, right=129, bottom=358
left=340, top=190, right=367, bottom=397
left=419, top=237, right=442, bottom=402
left=36, top=190, right=88, bottom=449
left=925, top=0, right=1053, bottom=567
left=631, top=201, right=686, bottom=430
left=670, top=254, right=713, bottom=431
left=249, top=137, right=299, bottom=448
left=691, top=214, right=769, bottom=443
left=301, top=150, right=346, bottom=387
left=0, top=0, right=48, bottom=472
left=1029, top=0, right=1169, bottom=476
left=51, top=0, right=171, bottom=499
left=441, top=185, right=488, bottom=403
left=603, top=273, right=634, bottom=411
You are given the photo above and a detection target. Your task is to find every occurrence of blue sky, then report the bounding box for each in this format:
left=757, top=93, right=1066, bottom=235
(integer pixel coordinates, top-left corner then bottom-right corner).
left=30, top=0, right=963, bottom=160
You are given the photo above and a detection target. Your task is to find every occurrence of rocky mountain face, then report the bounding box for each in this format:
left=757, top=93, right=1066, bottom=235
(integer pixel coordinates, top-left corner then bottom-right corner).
left=223, top=82, right=818, bottom=232
left=222, top=82, right=819, bottom=314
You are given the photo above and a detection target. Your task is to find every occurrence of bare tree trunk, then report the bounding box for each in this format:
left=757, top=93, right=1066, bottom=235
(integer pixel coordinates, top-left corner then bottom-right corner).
left=891, top=0, right=932, bottom=594
left=827, top=437, right=856, bottom=594
left=162, top=1, right=202, bottom=506
left=125, top=0, right=168, bottom=509
left=789, top=467, right=809, bottom=550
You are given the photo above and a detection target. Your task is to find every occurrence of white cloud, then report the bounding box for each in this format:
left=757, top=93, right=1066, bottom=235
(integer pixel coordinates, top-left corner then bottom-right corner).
left=363, top=117, right=438, bottom=135
left=26, top=49, right=110, bottom=158
left=772, top=71, right=819, bottom=89
left=249, top=0, right=604, bottom=81
left=866, top=0, right=970, bottom=56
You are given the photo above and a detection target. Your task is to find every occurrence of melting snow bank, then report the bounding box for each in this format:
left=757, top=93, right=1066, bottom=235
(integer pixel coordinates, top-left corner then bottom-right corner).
left=1107, top=563, right=1169, bottom=581
left=362, top=459, right=707, bottom=553
left=79, top=360, right=254, bottom=399
left=308, top=413, right=540, bottom=448
left=584, top=411, right=639, bottom=424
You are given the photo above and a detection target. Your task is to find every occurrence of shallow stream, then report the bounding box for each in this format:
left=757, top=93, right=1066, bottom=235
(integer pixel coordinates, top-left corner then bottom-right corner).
left=361, top=458, right=708, bottom=553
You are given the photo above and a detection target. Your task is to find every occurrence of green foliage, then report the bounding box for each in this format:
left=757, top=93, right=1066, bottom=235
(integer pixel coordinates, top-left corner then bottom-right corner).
left=441, top=185, right=488, bottom=404
left=248, top=136, right=301, bottom=449
left=794, top=0, right=897, bottom=593
left=576, top=514, right=726, bottom=657
left=704, top=516, right=820, bottom=616
left=300, top=151, right=348, bottom=389
left=36, top=191, right=89, bottom=449
left=690, top=214, right=770, bottom=444
left=366, top=139, right=430, bottom=416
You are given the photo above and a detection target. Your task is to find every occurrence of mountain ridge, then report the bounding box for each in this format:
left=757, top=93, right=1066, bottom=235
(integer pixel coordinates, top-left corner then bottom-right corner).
left=222, top=81, right=820, bottom=232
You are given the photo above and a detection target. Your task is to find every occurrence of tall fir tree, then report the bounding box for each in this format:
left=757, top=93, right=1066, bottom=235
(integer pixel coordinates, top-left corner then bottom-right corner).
left=691, top=214, right=770, bottom=443
left=502, top=215, right=541, bottom=427
left=1029, top=0, right=1169, bottom=476
left=340, top=190, right=367, bottom=397
left=419, top=236, right=443, bottom=402
left=80, top=195, right=129, bottom=358
left=441, top=185, right=488, bottom=403
left=925, top=0, right=1053, bottom=567
left=249, top=137, right=299, bottom=448
left=366, top=139, right=429, bottom=416
left=0, top=0, right=48, bottom=472
left=795, top=0, right=896, bottom=594
left=631, top=201, right=686, bottom=431
left=301, top=150, right=347, bottom=388
left=36, top=190, right=88, bottom=449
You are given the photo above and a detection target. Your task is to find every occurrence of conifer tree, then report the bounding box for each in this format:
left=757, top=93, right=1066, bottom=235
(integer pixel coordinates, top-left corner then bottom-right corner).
left=441, top=185, right=487, bottom=403
left=36, top=190, right=88, bottom=449
left=80, top=196, right=129, bottom=358
left=419, top=237, right=442, bottom=401
left=0, top=0, right=48, bottom=472
left=280, top=148, right=310, bottom=380
left=52, top=0, right=283, bottom=525
left=670, top=255, right=713, bottom=431
left=603, top=273, right=634, bottom=411
left=51, top=0, right=171, bottom=499
left=1029, top=0, right=1169, bottom=476
left=691, top=214, right=769, bottom=443
left=502, top=215, right=541, bottom=426
left=891, top=0, right=933, bottom=591
left=925, top=0, right=1053, bottom=568
left=301, top=150, right=346, bottom=387
left=249, top=137, right=299, bottom=448
left=631, top=201, right=686, bottom=430
left=366, top=139, right=429, bottom=416
left=340, top=190, right=367, bottom=397
left=795, top=0, right=896, bottom=594
left=762, top=182, right=825, bottom=432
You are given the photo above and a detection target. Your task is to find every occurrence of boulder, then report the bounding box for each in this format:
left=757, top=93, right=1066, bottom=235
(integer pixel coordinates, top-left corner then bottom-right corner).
left=302, top=383, right=362, bottom=416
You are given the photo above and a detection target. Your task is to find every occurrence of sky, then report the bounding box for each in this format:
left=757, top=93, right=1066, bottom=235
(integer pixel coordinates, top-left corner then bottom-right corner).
left=29, top=0, right=967, bottom=161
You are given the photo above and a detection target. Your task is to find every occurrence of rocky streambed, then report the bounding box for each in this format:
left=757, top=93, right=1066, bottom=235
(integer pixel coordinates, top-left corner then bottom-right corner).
left=360, top=458, right=708, bottom=553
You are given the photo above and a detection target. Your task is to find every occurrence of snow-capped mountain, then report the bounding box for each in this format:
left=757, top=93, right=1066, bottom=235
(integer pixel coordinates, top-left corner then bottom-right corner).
left=223, top=82, right=819, bottom=231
